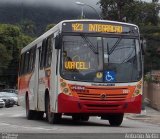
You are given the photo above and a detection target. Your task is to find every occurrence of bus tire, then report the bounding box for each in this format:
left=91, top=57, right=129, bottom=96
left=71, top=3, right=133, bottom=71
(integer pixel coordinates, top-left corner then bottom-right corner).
left=26, top=95, right=35, bottom=120
left=81, top=116, right=89, bottom=121
left=34, top=111, right=44, bottom=120
left=108, top=114, right=124, bottom=126
left=45, top=95, right=61, bottom=124
left=72, top=115, right=81, bottom=121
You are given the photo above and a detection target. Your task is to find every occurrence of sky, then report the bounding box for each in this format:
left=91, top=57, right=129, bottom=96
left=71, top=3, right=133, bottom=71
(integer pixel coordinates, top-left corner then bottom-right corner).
left=0, top=0, right=158, bottom=16
left=0, top=0, right=100, bottom=9
left=0, top=0, right=158, bottom=9
left=0, top=0, right=102, bottom=19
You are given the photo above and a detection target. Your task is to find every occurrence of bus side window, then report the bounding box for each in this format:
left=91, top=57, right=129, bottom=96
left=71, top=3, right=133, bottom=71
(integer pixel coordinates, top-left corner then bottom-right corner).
left=19, top=54, right=25, bottom=75
left=24, top=51, right=30, bottom=74
left=45, top=36, right=53, bottom=67
left=40, top=39, right=47, bottom=69
left=39, top=46, right=42, bottom=68
left=28, top=46, right=36, bottom=72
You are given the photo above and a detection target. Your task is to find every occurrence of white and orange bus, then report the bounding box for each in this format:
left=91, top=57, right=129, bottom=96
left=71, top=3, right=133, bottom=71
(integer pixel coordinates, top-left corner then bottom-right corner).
left=18, top=20, right=143, bottom=126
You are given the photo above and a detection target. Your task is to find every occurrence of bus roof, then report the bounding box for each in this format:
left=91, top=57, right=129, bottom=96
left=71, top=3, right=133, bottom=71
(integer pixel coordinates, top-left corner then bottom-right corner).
left=60, top=19, right=138, bottom=28
left=21, top=19, right=138, bottom=54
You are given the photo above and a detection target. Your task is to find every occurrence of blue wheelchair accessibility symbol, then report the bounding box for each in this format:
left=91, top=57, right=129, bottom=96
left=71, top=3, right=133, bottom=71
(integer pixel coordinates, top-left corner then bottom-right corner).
left=105, top=71, right=116, bottom=82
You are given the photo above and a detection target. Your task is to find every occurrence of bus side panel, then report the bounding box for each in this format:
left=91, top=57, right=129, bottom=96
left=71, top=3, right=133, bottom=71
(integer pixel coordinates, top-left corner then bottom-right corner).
left=18, top=72, right=36, bottom=110
left=18, top=76, right=26, bottom=108
left=18, top=46, right=38, bottom=111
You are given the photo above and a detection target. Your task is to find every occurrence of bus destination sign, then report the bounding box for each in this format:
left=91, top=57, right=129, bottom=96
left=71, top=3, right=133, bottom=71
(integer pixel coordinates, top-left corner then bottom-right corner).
left=62, top=22, right=132, bottom=34
left=72, top=23, right=122, bottom=33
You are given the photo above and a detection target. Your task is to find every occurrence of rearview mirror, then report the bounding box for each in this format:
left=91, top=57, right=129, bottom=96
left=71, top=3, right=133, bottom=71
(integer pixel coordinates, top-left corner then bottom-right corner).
left=55, top=34, right=62, bottom=49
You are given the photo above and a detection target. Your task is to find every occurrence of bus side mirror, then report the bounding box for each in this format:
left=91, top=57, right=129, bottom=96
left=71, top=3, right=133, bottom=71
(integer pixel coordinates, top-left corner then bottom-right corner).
left=55, top=34, right=62, bottom=49
left=140, top=37, right=146, bottom=55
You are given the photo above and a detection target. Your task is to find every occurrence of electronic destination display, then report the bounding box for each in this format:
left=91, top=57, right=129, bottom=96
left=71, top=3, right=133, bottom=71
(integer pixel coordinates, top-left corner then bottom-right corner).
left=62, top=21, right=139, bottom=35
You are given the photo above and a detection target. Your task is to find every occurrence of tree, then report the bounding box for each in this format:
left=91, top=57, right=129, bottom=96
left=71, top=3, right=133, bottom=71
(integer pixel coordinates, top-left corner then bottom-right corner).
left=20, top=19, right=36, bottom=36
left=45, top=24, right=56, bottom=31
left=152, top=0, right=159, bottom=3
left=141, top=26, right=160, bottom=72
left=0, top=24, right=33, bottom=87
left=98, top=0, right=159, bottom=26
left=0, top=43, right=12, bottom=74
left=98, top=0, right=133, bottom=21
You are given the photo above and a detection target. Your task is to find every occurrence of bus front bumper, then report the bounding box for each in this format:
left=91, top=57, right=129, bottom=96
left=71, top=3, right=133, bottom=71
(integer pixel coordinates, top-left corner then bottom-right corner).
left=58, top=93, right=142, bottom=114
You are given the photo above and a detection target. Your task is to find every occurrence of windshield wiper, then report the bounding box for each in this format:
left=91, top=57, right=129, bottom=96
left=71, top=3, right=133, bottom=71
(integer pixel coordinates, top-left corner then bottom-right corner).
left=81, top=35, right=98, bottom=54
left=121, top=48, right=135, bottom=63
left=107, top=42, right=110, bottom=63
left=108, top=37, right=122, bottom=55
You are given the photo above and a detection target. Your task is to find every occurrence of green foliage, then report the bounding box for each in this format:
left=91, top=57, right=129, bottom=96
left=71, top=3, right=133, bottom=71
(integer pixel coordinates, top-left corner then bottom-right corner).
left=19, top=19, right=36, bottom=37
left=0, top=24, right=21, bottom=51
left=144, top=74, right=152, bottom=83
left=45, top=24, right=56, bottom=31
left=98, top=0, right=159, bottom=26
left=141, top=26, right=160, bottom=40
left=141, top=26, right=160, bottom=72
left=18, top=34, right=34, bottom=49
left=0, top=24, right=20, bottom=36
left=0, top=24, right=33, bottom=87
left=99, top=0, right=132, bottom=21
left=144, top=73, right=160, bottom=83
left=0, top=43, right=12, bottom=73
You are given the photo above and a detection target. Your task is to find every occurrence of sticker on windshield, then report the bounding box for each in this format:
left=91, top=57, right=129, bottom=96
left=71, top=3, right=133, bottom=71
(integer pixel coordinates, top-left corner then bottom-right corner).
left=96, top=72, right=103, bottom=79
left=104, top=71, right=116, bottom=82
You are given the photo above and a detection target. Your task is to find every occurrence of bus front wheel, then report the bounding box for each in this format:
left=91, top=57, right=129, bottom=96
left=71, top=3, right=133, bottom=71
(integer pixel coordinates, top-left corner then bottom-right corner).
left=34, top=111, right=44, bottom=120
left=45, top=96, right=61, bottom=124
left=72, top=115, right=89, bottom=121
left=108, top=114, right=124, bottom=126
left=81, top=116, right=89, bottom=121
left=72, top=115, right=81, bottom=121
left=26, top=95, right=35, bottom=120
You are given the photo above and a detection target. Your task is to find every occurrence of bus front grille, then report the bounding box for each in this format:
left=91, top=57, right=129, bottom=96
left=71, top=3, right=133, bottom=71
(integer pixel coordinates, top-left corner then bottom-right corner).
left=84, top=104, right=121, bottom=110
left=77, top=93, right=127, bottom=101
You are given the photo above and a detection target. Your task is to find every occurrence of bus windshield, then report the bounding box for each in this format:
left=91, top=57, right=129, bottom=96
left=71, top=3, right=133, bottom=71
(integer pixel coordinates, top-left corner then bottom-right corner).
left=61, top=35, right=142, bottom=83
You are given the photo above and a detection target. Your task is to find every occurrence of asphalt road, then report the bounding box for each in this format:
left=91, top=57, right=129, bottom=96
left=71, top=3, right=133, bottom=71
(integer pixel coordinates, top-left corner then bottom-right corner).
left=0, top=106, right=160, bottom=139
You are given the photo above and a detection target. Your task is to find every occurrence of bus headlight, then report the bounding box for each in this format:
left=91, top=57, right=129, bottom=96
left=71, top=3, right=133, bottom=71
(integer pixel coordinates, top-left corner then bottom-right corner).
left=132, top=82, right=142, bottom=97
left=62, top=87, right=72, bottom=96
left=60, top=79, right=72, bottom=96
left=61, top=82, right=66, bottom=88
left=63, top=88, right=69, bottom=93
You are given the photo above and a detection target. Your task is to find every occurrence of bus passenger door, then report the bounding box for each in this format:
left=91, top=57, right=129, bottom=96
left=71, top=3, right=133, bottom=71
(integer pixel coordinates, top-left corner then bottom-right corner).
left=34, top=42, right=45, bottom=111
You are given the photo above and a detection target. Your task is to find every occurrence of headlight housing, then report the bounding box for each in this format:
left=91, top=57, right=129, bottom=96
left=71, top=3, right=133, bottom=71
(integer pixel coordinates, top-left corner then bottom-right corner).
left=132, top=81, right=142, bottom=97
